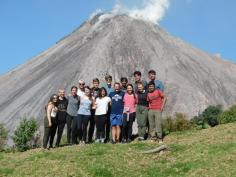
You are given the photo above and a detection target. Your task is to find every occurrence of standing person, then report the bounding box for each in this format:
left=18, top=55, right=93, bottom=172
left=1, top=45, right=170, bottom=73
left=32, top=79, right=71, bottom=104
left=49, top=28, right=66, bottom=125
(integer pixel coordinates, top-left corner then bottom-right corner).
left=122, top=84, right=137, bottom=143
left=43, top=94, right=58, bottom=149
left=102, top=75, right=114, bottom=95
left=101, top=75, right=114, bottom=142
left=88, top=78, right=100, bottom=143
left=94, top=87, right=111, bottom=143
left=66, top=86, right=80, bottom=145
left=73, top=86, right=95, bottom=145
left=77, top=80, right=85, bottom=97
left=147, top=81, right=166, bottom=143
left=148, top=70, right=164, bottom=92
left=55, top=89, right=68, bottom=147
left=133, top=71, right=147, bottom=93
left=136, top=82, right=149, bottom=141
left=109, top=83, right=125, bottom=144
left=120, top=77, right=128, bottom=91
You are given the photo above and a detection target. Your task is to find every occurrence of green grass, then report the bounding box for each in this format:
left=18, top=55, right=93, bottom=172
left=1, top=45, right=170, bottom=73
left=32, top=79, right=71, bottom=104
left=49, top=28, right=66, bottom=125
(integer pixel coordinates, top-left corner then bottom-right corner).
left=1, top=123, right=236, bottom=177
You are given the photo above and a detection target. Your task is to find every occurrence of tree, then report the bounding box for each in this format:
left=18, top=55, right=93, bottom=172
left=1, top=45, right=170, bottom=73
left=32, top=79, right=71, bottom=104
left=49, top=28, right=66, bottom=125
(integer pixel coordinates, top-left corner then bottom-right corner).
left=0, top=124, right=8, bottom=150
left=13, top=118, right=38, bottom=152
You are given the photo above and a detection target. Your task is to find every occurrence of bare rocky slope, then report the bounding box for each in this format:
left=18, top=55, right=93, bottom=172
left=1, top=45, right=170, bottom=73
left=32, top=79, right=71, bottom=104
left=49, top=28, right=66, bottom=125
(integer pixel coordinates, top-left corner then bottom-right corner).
left=0, top=14, right=236, bottom=133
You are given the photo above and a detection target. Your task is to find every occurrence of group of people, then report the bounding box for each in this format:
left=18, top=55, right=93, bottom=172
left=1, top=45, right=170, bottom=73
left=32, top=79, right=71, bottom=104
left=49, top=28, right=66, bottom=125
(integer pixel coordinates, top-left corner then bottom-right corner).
left=43, top=70, right=166, bottom=149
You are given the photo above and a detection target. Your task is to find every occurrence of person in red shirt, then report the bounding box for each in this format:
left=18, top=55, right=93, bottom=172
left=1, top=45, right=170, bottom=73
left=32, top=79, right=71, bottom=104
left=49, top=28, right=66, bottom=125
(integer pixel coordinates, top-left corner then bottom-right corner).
left=147, top=81, right=166, bottom=143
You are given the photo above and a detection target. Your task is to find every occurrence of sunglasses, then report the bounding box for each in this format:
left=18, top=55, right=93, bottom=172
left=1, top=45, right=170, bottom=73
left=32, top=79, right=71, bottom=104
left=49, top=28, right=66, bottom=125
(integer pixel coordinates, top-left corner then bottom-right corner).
left=79, top=83, right=85, bottom=86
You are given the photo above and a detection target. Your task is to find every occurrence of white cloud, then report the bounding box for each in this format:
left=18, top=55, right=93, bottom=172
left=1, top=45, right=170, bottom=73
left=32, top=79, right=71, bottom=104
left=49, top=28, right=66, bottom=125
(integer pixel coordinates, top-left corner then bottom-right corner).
left=91, top=0, right=170, bottom=25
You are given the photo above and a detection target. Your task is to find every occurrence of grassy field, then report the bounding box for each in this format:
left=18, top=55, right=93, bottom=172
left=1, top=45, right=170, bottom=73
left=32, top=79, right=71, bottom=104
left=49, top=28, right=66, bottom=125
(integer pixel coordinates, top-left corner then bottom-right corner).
left=1, top=123, right=236, bottom=177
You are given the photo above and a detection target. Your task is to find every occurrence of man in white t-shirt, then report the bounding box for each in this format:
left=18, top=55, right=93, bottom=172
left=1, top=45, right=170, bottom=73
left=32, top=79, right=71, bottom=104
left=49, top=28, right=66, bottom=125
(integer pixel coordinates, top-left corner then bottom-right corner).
left=77, top=80, right=85, bottom=97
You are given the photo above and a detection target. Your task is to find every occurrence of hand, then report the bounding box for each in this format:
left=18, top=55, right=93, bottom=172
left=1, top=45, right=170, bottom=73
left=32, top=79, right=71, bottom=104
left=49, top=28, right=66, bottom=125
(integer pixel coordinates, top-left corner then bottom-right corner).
left=48, top=122, right=52, bottom=127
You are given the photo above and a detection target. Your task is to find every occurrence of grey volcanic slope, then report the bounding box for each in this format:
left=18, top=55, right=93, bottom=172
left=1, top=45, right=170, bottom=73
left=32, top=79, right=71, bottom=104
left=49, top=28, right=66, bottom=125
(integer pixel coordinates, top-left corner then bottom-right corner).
left=0, top=14, right=236, bottom=133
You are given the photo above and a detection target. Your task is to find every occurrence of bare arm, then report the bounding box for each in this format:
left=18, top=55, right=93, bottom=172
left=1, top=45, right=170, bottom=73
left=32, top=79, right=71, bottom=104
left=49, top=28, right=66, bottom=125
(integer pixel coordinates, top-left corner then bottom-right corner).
left=46, top=103, right=53, bottom=127
left=161, top=96, right=167, bottom=112
left=91, top=97, right=96, bottom=110
left=92, top=98, right=97, bottom=110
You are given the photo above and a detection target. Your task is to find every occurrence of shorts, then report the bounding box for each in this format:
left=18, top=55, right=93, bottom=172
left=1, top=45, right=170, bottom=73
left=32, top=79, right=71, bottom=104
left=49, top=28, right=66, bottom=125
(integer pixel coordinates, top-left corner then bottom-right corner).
left=110, top=114, right=123, bottom=126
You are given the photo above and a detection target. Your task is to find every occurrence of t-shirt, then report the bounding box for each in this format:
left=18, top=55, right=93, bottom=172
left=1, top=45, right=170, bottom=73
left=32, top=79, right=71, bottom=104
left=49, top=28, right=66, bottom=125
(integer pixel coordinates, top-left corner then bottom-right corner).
left=77, top=89, right=85, bottom=97
left=67, top=95, right=80, bottom=116
left=134, top=80, right=148, bottom=93
left=91, top=87, right=100, bottom=98
left=57, top=97, right=68, bottom=123
left=147, top=90, right=164, bottom=110
left=109, top=91, right=125, bottom=115
left=101, top=83, right=114, bottom=95
left=95, top=97, right=111, bottom=115
left=137, top=90, right=148, bottom=107
left=153, top=80, right=164, bottom=92
left=123, top=93, right=137, bottom=113
left=78, top=97, right=92, bottom=115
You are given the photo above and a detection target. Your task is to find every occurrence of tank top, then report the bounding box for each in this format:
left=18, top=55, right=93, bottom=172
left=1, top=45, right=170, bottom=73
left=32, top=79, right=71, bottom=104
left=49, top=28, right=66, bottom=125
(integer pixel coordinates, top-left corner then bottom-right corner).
left=78, top=97, right=92, bottom=115
left=51, top=106, right=58, bottom=118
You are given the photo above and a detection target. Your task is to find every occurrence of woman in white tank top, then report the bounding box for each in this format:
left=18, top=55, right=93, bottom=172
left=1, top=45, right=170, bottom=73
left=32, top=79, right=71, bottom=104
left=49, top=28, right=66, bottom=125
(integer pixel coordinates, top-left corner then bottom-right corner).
left=43, top=94, right=58, bottom=149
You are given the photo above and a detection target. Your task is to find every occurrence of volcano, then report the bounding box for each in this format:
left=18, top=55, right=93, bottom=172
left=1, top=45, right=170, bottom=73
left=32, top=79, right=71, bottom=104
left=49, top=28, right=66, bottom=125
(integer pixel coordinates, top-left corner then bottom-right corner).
left=0, top=14, right=236, bottom=133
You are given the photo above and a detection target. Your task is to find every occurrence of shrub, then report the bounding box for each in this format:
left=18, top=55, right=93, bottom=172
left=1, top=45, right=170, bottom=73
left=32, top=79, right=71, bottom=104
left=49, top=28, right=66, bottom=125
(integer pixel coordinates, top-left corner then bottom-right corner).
left=162, top=113, right=193, bottom=135
left=218, top=105, right=236, bottom=124
left=0, top=124, right=8, bottom=150
left=13, top=118, right=38, bottom=152
left=191, top=115, right=210, bottom=130
left=191, top=105, right=222, bottom=129
left=201, top=105, right=222, bottom=127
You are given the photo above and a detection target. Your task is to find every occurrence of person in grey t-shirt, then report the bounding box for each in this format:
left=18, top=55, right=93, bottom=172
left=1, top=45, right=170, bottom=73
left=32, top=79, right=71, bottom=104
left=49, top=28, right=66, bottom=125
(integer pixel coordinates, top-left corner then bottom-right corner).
left=66, top=86, right=80, bottom=145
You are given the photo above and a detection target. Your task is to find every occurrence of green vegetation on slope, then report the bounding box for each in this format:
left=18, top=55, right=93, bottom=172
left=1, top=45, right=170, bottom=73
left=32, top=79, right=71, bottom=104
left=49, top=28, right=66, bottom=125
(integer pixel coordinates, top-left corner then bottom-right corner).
left=1, top=123, right=236, bottom=177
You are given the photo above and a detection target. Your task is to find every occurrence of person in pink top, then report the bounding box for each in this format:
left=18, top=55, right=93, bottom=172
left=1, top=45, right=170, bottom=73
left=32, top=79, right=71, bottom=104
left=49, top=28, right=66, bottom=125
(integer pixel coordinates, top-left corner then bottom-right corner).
left=122, top=84, right=138, bottom=143
left=147, top=81, right=166, bottom=143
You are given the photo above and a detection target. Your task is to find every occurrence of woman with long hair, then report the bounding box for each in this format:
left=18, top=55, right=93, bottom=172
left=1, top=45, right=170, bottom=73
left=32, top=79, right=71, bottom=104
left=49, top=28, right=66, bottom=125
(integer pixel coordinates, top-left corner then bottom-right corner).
left=73, top=86, right=95, bottom=145
left=93, top=87, right=111, bottom=143
left=43, top=94, right=58, bottom=149
left=122, top=84, right=137, bottom=143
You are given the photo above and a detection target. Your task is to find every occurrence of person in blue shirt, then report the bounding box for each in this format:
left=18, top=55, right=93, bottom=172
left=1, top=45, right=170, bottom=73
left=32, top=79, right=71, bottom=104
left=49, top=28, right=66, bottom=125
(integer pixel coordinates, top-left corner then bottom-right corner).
left=148, top=70, right=164, bottom=92
left=109, top=82, right=125, bottom=144
left=101, top=75, right=114, bottom=95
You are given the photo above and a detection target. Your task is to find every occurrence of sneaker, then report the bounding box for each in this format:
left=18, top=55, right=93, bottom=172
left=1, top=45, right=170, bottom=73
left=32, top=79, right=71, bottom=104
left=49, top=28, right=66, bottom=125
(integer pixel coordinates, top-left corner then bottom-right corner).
left=79, top=141, right=86, bottom=146
left=111, top=140, right=116, bottom=144
left=127, top=139, right=132, bottom=143
left=150, top=137, right=157, bottom=143
left=158, top=138, right=163, bottom=144
left=122, top=139, right=126, bottom=144
left=101, top=138, right=105, bottom=143
left=137, top=137, right=145, bottom=141
left=95, top=139, right=100, bottom=143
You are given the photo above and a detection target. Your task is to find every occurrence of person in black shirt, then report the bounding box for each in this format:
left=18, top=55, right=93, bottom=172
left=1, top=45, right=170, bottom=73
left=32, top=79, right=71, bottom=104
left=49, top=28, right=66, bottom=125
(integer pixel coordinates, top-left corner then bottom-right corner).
left=55, top=89, right=68, bottom=147
left=133, top=71, right=147, bottom=93
left=120, top=77, right=128, bottom=91
left=88, top=78, right=100, bottom=143
left=136, top=82, right=148, bottom=140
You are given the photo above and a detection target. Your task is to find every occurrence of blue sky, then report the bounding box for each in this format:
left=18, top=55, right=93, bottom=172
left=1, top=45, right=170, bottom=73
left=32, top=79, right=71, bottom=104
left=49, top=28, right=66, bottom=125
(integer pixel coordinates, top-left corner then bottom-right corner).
left=0, top=0, right=235, bottom=75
